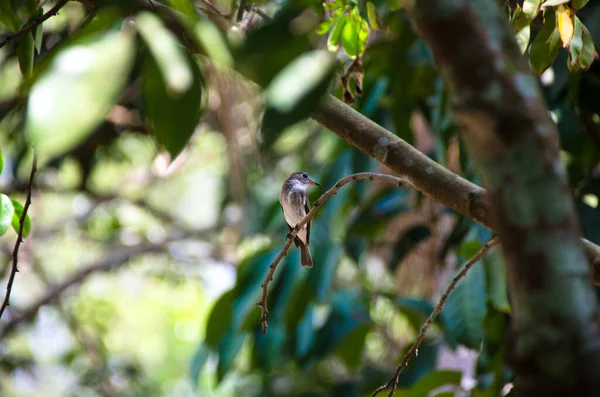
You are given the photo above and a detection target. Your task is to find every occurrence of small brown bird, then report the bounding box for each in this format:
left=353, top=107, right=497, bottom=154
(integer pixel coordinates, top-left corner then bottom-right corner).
left=279, top=172, right=320, bottom=267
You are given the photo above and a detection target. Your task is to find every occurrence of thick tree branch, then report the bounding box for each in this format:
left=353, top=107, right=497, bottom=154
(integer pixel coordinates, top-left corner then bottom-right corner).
left=0, top=154, right=37, bottom=319
left=0, top=0, right=70, bottom=49
left=372, top=238, right=499, bottom=397
left=257, top=172, right=413, bottom=333
left=410, top=1, right=600, bottom=395
left=0, top=241, right=167, bottom=339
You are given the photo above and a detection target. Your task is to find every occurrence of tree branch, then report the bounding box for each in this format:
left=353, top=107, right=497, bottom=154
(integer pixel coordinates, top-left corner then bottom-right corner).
left=372, top=238, right=499, bottom=397
left=0, top=241, right=167, bottom=339
left=0, top=153, right=37, bottom=319
left=0, top=0, right=70, bottom=49
left=257, top=172, right=413, bottom=333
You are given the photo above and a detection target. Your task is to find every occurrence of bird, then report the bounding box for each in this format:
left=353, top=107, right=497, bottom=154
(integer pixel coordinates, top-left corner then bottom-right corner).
left=279, top=172, right=320, bottom=268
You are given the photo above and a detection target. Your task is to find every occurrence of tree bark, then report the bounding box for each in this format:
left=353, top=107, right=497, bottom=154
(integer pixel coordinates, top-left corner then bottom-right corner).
left=408, top=1, right=600, bottom=395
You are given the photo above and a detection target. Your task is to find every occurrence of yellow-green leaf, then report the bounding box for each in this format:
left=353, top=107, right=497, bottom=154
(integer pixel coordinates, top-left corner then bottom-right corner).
left=341, top=11, right=369, bottom=59
left=556, top=4, right=574, bottom=48
left=11, top=199, right=31, bottom=238
left=366, top=2, right=380, bottom=30
left=327, top=15, right=347, bottom=52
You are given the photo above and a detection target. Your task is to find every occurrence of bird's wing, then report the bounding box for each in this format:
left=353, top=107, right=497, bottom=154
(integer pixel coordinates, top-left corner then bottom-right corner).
left=281, top=200, right=301, bottom=247
left=304, top=198, right=311, bottom=246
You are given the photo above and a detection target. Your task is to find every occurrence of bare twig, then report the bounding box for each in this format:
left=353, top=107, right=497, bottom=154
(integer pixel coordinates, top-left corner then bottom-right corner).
left=372, top=237, right=500, bottom=397
left=257, top=172, right=414, bottom=334
left=0, top=0, right=70, bottom=49
left=0, top=154, right=37, bottom=319
left=0, top=241, right=168, bottom=338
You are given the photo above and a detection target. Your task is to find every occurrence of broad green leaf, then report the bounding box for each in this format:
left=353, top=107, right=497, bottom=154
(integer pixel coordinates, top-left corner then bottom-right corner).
left=341, top=9, right=369, bottom=59
left=26, top=31, right=135, bottom=158
left=568, top=17, right=595, bottom=72
left=0, top=0, right=20, bottom=31
left=327, top=14, right=347, bottom=52
left=193, top=19, right=233, bottom=67
left=17, top=31, right=35, bottom=77
left=262, top=50, right=336, bottom=146
left=252, top=321, right=286, bottom=371
left=0, top=195, right=15, bottom=235
left=556, top=5, right=574, bottom=47
left=522, top=0, right=543, bottom=23
left=458, top=239, right=483, bottom=259
left=11, top=199, right=31, bottom=238
left=234, top=7, right=312, bottom=87
left=137, top=12, right=193, bottom=95
left=394, top=297, right=438, bottom=333
left=141, top=53, right=204, bottom=158
left=530, top=9, right=561, bottom=74
left=0, top=150, right=4, bottom=175
left=572, top=0, right=589, bottom=10
left=204, top=289, right=235, bottom=347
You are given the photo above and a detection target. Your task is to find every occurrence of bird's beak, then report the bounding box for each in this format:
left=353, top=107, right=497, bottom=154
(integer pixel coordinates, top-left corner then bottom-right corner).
left=309, top=177, right=320, bottom=187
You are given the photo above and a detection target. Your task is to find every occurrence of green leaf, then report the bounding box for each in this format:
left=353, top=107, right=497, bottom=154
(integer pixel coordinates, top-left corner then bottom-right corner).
left=34, top=24, right=43, bottom=54
left=0, top=195, right=15, bottom=236
left=540, top=0, right=569, bottom=8
left=166, top=0, right=198, bottom=16
left=17, top=31, right=35, bottom=77
left=141, top=52, right=204, bottom=158
left=341, top=9, right=369, bottom=59
left=442, top=252, right=487, bottom=349
left=514, top=25, right=531, bottom=54
left=137, top=12, right=193, bottom=96
left=529, top=9, right=561, bottom=74
left=204, top=289, right=235, bottom=347
left=484, top=249, right=510, bottom=312
left=410, top=370, right=462, bottom=397
left=568, top=17, right=595, bottom=72
left=0, top=0, right=21, bottom=31
left=327, top=14, right=347, bottom=52
left=458, top=239, right=483, bottom=259
left=366, top=1, right=380, bottom=30
left=25, top=31, right=135, bottom=159
left=11, top=199, right=31, bottom=238
left=0, top=150, right=4, bottom=175
left=216, top=329, right=245, bottom=382
left=189, top=343, right=210, bottom=386
left=252, top=321, right=286, bottom=371
left=193, top=19, right=233, bottom=67
left=334, top=324, right=369, bottom=369
left=395, top=297, right=437, bottom=332
left=261, top=50, right=336, bottom=146
left=234, top=7, right=312, bottom=87
left=572, top=0, right=589, bottom=10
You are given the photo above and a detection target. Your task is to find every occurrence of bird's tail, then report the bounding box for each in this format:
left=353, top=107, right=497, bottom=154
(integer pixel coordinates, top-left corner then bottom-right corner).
left=300, top=243, right=313, bottom=268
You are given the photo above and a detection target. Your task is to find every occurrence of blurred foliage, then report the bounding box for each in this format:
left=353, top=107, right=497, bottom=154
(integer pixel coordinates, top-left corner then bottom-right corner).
left=0, top=0, right=598, bottom=396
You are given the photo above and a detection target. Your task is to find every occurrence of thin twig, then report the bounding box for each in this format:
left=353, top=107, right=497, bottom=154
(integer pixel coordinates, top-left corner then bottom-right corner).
left=0, top=154, right=37, bottom=319
left=0, top=0, right=70, bottom=49
left=257, top=172, right=414, bottom=334
left=372, top=237, right=500, bottom=397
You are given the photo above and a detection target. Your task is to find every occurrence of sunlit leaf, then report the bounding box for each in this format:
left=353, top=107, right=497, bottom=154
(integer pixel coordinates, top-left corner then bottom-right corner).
left=141, top=52, right=204, bottom=158
left=0, top=195, right=15, bottom=236
left=0, top=150, right=4, bottom=175
left=193, top=19, right=233, bottom=67
left=530, top=9, right=560, bottom=74
left=341, top=9, right=369, bottom=59
left=262, top=50, right=336, bottom=146
left=25, top=31, right=135, bottom=158
left=327, top=14, right=347, bottom=52
left=556, top=5, right=574, bottom=48
left=366, top=2, right=380, bottom=30
left=540, top=0, right=569, bottom=9
left=137, top=12, right=193, bottom=95
left=11, top=199, right=31, bottom=238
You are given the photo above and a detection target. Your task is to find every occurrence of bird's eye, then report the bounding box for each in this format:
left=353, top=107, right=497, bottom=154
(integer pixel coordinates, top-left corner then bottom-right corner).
left=302, top=173, right=308, bottom=178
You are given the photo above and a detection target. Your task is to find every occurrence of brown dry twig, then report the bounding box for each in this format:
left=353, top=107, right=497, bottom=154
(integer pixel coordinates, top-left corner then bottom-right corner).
left=0, top=154, right=37, bottom=319
left=0, top=0, right=70, bottom=49
left=372, top=237, right=500, bottom=397
left=257, top=172, right=414, bottom=334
